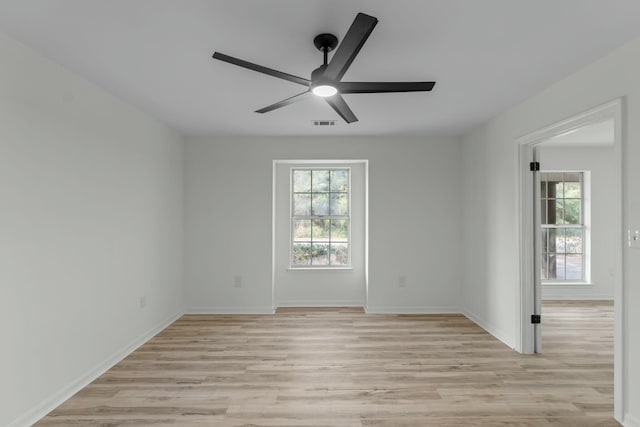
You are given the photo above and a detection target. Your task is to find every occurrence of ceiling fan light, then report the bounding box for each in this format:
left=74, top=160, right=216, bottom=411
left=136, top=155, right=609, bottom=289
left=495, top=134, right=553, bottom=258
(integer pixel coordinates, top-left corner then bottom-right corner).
left=312, top=85, right=337, bottom=97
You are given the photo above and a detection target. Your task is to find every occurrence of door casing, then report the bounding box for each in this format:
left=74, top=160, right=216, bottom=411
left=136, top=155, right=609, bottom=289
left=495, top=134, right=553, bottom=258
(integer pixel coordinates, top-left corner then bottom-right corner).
left=516, top=98, right=624, bottom=421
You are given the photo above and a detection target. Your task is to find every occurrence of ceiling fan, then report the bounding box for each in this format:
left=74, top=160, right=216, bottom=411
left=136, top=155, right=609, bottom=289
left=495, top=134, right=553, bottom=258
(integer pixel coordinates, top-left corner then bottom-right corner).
left=212, top=12, right=435, bottom=124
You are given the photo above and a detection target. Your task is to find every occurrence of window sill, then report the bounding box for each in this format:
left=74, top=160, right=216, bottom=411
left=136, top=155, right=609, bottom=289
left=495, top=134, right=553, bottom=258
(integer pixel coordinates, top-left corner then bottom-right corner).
left=543, top=281, right=592, bottom=286
left=288, top=267, right=353, bottom=271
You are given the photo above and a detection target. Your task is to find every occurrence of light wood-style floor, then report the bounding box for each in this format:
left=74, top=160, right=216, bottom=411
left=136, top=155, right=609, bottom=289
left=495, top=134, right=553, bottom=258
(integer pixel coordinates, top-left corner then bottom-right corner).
left=36, top=301, right=616, bottom=426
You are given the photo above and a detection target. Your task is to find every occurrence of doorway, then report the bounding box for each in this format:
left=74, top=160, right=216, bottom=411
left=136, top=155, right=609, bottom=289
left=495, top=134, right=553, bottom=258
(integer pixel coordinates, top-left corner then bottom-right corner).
left=517, top=99, right=623, bottom=420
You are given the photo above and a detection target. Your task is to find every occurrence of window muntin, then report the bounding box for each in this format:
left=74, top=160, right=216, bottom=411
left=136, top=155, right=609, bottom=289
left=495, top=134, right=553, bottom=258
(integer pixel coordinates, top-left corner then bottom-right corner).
left=540, top=172, right=585, bottom=281
left=291, top=168, right=350, bottom=267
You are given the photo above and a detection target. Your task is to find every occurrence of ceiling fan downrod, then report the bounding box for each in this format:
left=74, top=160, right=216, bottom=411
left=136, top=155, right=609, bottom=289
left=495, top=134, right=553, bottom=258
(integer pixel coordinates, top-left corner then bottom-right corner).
left=313, top=33, right=339, bottom=66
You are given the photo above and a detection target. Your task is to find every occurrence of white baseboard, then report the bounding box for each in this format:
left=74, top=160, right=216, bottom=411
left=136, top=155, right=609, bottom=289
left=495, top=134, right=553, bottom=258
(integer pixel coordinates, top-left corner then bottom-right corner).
left=276, top=300, right=364, bottom=308
left=461, top=309, right=517, bottom=350
left=185, top=306, right=275, bottom=314
left=625, top=412, right=640, bottom=427
left=8, top=310, right=183, bottom=427
left=542, top=295, right=614, bottom=301
left=364, top=305, right=460, bottom=314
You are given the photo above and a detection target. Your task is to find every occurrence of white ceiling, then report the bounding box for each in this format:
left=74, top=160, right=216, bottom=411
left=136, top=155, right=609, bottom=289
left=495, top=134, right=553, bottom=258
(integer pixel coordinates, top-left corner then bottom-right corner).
left=1, top=0, right=640, bottom=138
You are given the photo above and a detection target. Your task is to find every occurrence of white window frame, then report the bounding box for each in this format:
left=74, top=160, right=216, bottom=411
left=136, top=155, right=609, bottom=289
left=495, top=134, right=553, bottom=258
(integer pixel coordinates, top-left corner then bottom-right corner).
left=289, top=167, right=352, bottom=269
left=540, top=170, right=591, bottom=284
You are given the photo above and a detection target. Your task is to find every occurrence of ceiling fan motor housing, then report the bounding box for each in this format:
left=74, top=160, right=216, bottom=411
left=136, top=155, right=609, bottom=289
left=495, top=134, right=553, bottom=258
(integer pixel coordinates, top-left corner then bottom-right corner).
left=310, top=64, right=337, bottom=96
left=311, top=64, right=329, bottom=83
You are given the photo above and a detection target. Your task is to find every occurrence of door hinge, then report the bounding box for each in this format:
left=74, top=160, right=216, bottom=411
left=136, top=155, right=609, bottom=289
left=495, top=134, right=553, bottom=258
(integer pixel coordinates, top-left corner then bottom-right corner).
left=531, top=314, right=541, bottom=324
left=529, top=161, right=540, bottom=171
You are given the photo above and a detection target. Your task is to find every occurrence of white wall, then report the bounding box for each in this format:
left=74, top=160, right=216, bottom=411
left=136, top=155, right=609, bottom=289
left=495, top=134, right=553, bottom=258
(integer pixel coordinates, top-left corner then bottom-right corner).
left=538, top=146, right=618, bottom=300
left=461, top=35, right=640, bottom=424
left=274, top=161, right=367, bottom=307
left=5, top=17, right=639, bottom=427
left=0, top=33, right=184, bottom=427
left=185, top=136, right=462, bottom=314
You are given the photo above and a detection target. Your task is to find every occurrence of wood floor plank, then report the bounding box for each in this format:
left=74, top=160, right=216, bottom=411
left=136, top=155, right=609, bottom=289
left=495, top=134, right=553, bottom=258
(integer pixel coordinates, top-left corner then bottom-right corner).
left=35, top=301, right=617, bottom=426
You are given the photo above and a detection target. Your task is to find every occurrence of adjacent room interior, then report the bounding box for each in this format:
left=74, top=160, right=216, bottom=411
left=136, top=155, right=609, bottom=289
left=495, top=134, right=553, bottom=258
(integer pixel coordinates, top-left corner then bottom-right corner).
left=2, top=1, right=640, bottom=426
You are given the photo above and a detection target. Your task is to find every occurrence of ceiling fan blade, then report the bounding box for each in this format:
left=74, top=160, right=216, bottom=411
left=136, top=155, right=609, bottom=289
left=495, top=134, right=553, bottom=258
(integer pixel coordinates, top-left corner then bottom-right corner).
left=324, top=94, right=358, bottom=123
left=213, top=52, right=310, bottom=87
left=255, top=90, right=311, bottom=114
left=338, top=81, right=436, bottom=93
left=323, top=13, right=378, bottom=82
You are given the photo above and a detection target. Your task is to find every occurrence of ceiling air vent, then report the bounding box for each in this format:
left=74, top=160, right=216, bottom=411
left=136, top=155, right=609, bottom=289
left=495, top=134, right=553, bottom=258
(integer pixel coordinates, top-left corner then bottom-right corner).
left=313, top=120, right=336, bottom=126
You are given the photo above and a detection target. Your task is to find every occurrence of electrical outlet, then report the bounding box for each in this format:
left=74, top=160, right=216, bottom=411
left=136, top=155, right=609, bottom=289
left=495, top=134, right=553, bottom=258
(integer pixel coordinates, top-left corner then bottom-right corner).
left=233, top=276, right=242, bottom=288
left=398, top=275, right=407, bottom=288
left=140, top=295, right=146, bottom=309
left=629, top=229, right=640, bottom=249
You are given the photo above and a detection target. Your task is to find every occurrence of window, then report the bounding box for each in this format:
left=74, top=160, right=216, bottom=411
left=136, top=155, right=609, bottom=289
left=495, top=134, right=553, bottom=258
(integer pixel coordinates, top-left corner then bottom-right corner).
left=540, top=172, right=586, bottom=281
left=291, top=168, right=350, bottom=267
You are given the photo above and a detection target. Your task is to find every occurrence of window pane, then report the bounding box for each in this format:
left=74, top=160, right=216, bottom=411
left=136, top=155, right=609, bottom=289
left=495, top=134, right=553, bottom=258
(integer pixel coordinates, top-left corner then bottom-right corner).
left=312, top=219, right=330, bottom=240
left=293, top=194, right=311, bottom=216
left=293, top=170, right=311, bottom=192
left=566, top=254, right=583, bottom=280
left=541, top=254, right=549, bottom=280
left=555, top=254, right=567, bottom=280
left=555, top=228, right=566, bottom=253
left=541, top=228, right=548, bottom=253
left=330, top=170, right=349, bottom=192
left=330, top=193, right=349, bottom=216
left=331, top=220, right=349, bottom=242
left=564, top=181, right=581, bottom=198
left=311, top=193, right=329, bottom=216
left=540, top=180, right=547, bottom=198
left=293, top=219, right=311, bottom=240
left=330, top=243, right=349, bottom=266
left=547, top=182, right=557, bottom=199
left=563, top=199, right=581, bottom=224
left=548, top=228, right=559, bottom=253
left=548, top=254, right=559, bottom=279
left=546, top=173, right=563, bottom=197
left=547, top=199, right=558, bottom=224
left=312, top=170, right=330, bottom=192
left=541, top=200, right=547, bottom=225
left=311, top=243, right=329, bottom=265
left=292, top=243, right=311, bottom=266
left=565, top=228, right=583, bottom=253
left=554, top=199, right=565, bottom=224
left=290, top=168, right=350, bottom=269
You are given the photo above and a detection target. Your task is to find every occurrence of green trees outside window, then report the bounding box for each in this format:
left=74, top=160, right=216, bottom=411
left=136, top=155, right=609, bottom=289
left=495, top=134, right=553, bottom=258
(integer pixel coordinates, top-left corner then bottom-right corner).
left=291, top=169, right=350, bottom=267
